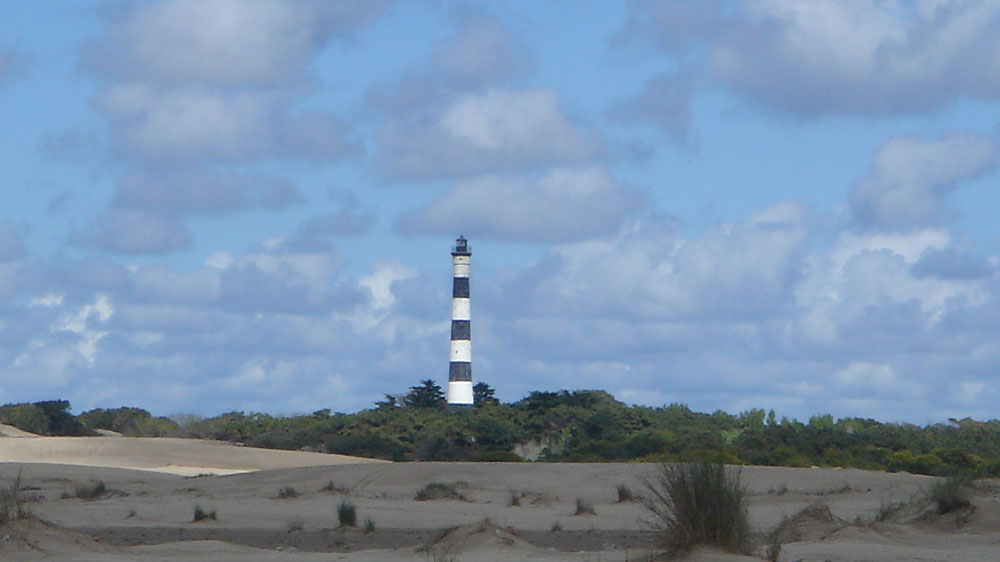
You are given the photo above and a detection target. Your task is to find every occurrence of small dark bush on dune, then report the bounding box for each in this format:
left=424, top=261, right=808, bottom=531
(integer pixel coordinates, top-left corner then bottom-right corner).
left=574, top=497, right=595, bottom=515
left=193, top=505, right=217, bottom=522
left=415, top=482, right=467, bottom=502
left=617, top=483, right=634, bottom=503
left=338, top=500, right=357, bottom=527
left=930, top=475, right=972, bottom=515
left=644, top=461, right=750, bottom=557
left=278, top=486, right=298, bottom=499
left=74, top=481, right=107, bottom=500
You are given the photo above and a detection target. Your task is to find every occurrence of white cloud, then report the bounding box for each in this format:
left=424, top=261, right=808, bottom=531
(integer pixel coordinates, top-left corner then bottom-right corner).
left=398, top=166, right=642, bottom=243
left=380, top=88, right=599, bottom=180
left=55, top=295, right=114, bottom=365
left=623, top=1, right=1000, bottom=118
left=87, top=0, right=389, bottom=87
left=849, top=132, right=998, bottom=230
left=111, top=169, right=300, bottom=217
left=430, top=14, right=532, bottom=89
left=71, top=209, right=192, bottom=255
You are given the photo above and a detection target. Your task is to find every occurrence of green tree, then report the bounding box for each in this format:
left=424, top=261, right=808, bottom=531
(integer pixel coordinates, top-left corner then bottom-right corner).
left=404, top=379, right=446, bottom=409
left=473, top=382, right=499, bottom=407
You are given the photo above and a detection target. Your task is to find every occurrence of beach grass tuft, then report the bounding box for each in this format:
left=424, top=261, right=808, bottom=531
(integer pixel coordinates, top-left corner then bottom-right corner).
left=643, top=461, right=750, bottom=556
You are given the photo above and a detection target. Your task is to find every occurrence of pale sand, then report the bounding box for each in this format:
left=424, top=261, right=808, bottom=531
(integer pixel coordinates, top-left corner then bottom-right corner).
left=0, top=436, right=386, bottom=476
left=1, top=436, right=998, bottom=561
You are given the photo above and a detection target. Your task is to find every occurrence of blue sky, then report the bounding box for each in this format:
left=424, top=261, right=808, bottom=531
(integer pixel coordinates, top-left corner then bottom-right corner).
left=3, top=0, right=1000, bottom=423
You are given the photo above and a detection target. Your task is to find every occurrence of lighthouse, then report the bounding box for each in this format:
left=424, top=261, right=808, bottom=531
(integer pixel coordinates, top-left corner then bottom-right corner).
left=448, top=235, right=474, bottom=406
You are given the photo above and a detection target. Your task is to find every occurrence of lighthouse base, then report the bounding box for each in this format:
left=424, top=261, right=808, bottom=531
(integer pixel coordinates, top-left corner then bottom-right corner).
left=446, top=381, right=474, bottom=406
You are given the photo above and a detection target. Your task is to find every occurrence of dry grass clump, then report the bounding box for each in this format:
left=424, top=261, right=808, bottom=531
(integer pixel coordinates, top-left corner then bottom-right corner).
left=73, top=480, right=108, bottom=500
left=193, top=505, right=217, bottom=522
left=643, top=461, right=750, bottom=556
left=338, top=500, right=357, bottom=527
left=617, top=483, right=635, bottom=503
left=321, top=480, right=349, bottom=494
left=415, top=482, right=468, bottom=502
left=0, top=472, right=31, bottom=524
left=277, top=486, right=298, bottom=499
left=930, top=475, right=972, bottom=515
left=574, top=497, right=596, bottom=515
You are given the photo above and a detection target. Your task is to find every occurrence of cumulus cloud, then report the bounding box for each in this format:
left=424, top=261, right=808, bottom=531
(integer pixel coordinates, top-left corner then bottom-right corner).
left=611, top=71, right=698, bottom=147
left=111, top=169, right=300, bottom=217
left=380, top=88, right=599, bottom=180
left=71, top=209, right=192, bottom=255
left=430, top=13, right=533, bottom=89
left=85, top=0, right=389, bottom=87
left=73, top=0, right=382, bottom=255
left=97, top=84, right=356, bottom=164
left=911, top=247, right=995, bottom=280
left=497, top=201, right=813, bottom=320
left=397, top=166, right=642, bottom=243
left=849, top=132, right=998, bottom=230
left=621, top=1, right=1000, bottom=121
left=0, top=233, right=443, bottom=414
left=85, top=0, right=368, bottom=163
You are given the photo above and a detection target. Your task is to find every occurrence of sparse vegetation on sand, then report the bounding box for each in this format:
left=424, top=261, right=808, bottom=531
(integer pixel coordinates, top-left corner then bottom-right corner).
left=321, top=480, right=348, bottom=494
left=0, top=471, right=31, bottom=524
left=930, top=475, right=972, bottom=515
left=644, top=461, right=750, bottom=556
left=72, top=480, right=108, bottom=500
left=337, top=500, right=357, bottom=527
left=616, top=483, right=634, bottom=503
left=192, top=505, right=216, bottom=522
left=277, top=486, right=298, bottom=499
left=415, top=482, right=468, bottom=502
left=573, top=497, right=595, bottom=515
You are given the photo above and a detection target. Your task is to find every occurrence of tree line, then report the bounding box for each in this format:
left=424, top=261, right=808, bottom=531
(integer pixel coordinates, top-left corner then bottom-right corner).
left=3, top=382, right=1000, bottom=477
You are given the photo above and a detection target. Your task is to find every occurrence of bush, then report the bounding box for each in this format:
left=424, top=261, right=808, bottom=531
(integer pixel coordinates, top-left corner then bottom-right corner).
left=616, top=484, right=634, bottom=503
left=414, top=482, right=467, bottom=502
left=364, top=517, right=376, bottom=534
left=574, top=497, right=595, bottom=515
left=74, top=481, right=107, bottom=500
left=643, top=461, right=750, bottom=556
left=338, top=500, right=357, bottom=527
left=193, top=505, right=217, bottom=522
left=321, top=480, right=348, bottom=494
left=929, top=475, right=972, bottom=515
left=278, top=486, right=298, bottom=499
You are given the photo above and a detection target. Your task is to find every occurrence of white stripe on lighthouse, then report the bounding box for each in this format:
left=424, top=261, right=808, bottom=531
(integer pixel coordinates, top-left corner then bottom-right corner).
left=450, top=339, right=471, bottom=362
left=447, top=381, right=473, bottom=405
left=451, top=298, right=470, bottom=321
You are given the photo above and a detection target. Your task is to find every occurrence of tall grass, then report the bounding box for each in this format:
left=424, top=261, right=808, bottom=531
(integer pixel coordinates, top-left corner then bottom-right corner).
left=0, top=471, right=30, bottom=524
left=643, top=461, right=750, bottom=556
left=338, top=500, right=357, bottom=527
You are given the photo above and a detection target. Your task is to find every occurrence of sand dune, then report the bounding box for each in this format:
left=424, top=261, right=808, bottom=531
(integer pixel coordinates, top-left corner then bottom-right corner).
left=1, top=436, right=998, bottom=561
left=0, top=435, right=384, bottom=475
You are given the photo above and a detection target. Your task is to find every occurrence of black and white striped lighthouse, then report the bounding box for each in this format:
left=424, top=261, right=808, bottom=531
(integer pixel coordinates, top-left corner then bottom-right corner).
left=447, top=235, right=473, bottom=406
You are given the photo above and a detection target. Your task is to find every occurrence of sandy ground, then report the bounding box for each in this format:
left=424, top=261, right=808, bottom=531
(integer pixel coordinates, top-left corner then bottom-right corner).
left=1, top=435, right=998, bottom=561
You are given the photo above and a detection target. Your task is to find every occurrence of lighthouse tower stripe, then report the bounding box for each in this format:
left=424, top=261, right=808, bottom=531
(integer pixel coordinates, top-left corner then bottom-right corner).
left=448, top=236, right=473, bottom=405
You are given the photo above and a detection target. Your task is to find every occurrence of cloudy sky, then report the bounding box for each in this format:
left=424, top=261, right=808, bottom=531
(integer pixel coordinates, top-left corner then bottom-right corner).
left=3, top=1, right=1000, bottom=423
